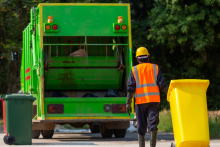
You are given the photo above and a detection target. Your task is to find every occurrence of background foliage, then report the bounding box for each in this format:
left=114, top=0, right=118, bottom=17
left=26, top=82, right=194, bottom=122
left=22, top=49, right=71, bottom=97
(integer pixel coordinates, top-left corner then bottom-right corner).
left=0, top=0, right=220, bottom=117
left=147, top=0, right=220, bottom=109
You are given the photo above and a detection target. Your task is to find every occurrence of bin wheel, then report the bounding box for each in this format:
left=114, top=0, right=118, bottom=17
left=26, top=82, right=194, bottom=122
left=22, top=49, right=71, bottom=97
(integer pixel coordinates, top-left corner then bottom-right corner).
left=89, top=123, right=100, bottom=133
left=3, top=135, right=8, bottom=144
left=32, top=130, right=41, bottom=139
left=99, top=123, right=113, bottom=138
left=4, top=136, right=15, bottom=145
left=171, top=142, right=175, bottom=147
left=41, top=130, right=54, bottom=139
left=114, top=129, right=127, bottom=138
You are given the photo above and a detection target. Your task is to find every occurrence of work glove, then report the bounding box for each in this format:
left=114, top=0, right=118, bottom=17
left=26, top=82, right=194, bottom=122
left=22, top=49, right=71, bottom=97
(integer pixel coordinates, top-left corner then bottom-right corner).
left=126, top=104, right=131, bottom=116
left=126, top=92, right=134, bottom=116
left=162, top=86, right=169, bottom=95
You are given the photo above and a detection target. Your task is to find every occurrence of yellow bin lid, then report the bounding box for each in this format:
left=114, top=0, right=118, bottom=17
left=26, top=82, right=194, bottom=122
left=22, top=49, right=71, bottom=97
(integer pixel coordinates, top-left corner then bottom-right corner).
left=167, top=79, right=210, bottom=102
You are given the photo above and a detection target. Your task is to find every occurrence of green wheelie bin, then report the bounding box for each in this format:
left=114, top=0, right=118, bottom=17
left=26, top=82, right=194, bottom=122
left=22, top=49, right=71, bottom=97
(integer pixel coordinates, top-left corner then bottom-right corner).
left=0, top=94, right=36, bottom=145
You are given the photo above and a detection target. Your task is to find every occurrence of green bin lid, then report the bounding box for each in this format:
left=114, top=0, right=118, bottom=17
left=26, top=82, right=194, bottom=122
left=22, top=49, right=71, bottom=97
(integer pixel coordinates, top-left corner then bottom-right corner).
left=1, top=94, right=36, bottom=101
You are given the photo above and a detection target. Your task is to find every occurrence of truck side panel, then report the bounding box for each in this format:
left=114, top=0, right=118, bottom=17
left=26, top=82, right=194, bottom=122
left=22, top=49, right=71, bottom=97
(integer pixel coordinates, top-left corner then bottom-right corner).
left=23, top=25, right=32, bottom=93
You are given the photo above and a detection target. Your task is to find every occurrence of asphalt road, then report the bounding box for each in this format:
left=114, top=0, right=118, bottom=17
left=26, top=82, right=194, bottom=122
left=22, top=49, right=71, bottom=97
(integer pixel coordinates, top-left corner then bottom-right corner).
left=0, top=131, right=219, bottom=147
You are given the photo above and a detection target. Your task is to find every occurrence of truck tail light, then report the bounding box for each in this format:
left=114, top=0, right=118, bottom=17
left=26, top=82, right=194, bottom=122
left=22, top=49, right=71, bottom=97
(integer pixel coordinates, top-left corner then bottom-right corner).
left=47, top=104, right=64, bottom=114
left=122, top=25, right=127, bottom=30
left=112, top=104, right=126, bottom=113
left=45, top=25, right=51, bottom=30
left=115, top=25, right=120, bottom=30
left=52, top=25, right=58, bottom=30
left=104, top=104, right=126, bottom=113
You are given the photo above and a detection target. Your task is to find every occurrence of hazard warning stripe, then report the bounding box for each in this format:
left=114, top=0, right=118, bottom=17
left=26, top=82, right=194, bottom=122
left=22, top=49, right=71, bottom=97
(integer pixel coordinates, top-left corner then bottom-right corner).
left=25, top=68, right=30, bottom=74
left=25, top=76, right=30, bottom=81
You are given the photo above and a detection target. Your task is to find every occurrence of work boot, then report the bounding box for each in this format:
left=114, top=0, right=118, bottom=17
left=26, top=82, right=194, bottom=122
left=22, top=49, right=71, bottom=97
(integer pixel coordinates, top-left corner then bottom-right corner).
left=138, top=134, right=145, bottom=147
left=150, top=130, right=157, bottom=147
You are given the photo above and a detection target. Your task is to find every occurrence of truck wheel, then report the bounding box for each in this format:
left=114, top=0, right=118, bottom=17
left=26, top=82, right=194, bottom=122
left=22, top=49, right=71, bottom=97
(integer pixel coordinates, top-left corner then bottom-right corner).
left=41, top=130, right=54, bottom=139
left=32, top=130, right=41, bottom=139
left=114, top=129, right=127, bottom=138
left=99, top=123, right=113, bottom=138
left=90, top=123, right=100, bottom=133
left=5, top=136, right=15, bottom=145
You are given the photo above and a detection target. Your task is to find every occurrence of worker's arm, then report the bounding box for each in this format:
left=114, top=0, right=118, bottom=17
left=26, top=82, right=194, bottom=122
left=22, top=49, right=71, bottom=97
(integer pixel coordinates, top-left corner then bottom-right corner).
left=157, top=68, right=168, bottom=95
left=127, top=71, right=136, bottom=93
left=126, top=71, right=136, bottom=116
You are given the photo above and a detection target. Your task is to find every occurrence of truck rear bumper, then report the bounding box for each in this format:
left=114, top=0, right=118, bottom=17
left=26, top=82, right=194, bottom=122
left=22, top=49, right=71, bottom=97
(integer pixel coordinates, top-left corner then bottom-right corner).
left=32, top=118, right=136, bottom=123
left=32, top=119, right=136, bottom=130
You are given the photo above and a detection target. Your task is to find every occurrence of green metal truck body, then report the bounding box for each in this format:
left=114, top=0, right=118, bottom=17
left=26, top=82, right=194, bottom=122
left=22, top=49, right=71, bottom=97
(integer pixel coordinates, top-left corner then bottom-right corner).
left=21, top=3, right=134, bottom=138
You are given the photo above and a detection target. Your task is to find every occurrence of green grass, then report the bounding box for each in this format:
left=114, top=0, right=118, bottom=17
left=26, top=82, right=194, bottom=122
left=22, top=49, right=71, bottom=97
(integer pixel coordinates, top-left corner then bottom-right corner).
left=209, top=116, right=220, bottom=138
left=158, top=110, right=220, bottom=139
left=0, top=120, right=3, bottom=125
left=158, top=110, right=173, bottom=132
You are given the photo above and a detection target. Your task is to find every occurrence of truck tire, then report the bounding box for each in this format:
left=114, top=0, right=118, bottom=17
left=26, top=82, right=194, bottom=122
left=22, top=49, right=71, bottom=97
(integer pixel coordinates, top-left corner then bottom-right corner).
left=114, top=129, right=127, bottom=138
left=89, top=123, right=100, bottom=133
left=32, top=130, right=41, bottom=139
left=41, top=130, right=54, bottom=139
left=99, top=123, right=113, bottom=138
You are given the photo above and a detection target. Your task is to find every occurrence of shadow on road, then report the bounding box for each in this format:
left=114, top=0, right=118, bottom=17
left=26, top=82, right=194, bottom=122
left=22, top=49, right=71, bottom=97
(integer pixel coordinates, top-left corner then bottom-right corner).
left=32, top=143, right=96, bottom=145
left=33, top=132, right=174, bottom=143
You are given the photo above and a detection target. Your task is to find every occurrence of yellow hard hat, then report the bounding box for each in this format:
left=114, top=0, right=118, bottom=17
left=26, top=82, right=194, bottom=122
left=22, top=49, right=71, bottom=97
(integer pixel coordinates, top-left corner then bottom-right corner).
left=136, top=47, right=150, bottom=57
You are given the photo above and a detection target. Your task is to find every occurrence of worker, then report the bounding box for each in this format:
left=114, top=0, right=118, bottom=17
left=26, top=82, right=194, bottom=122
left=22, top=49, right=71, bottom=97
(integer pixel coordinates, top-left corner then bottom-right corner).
left=126, top=47, right=168, bottom=147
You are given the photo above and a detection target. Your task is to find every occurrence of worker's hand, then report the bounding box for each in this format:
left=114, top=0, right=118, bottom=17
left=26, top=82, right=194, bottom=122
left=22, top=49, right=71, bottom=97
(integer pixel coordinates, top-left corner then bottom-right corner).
left=126, top=92, right=134, bottom=116
left=162, top=87, right=169, bottom=95
left=126, top=104, right=131, bottom=116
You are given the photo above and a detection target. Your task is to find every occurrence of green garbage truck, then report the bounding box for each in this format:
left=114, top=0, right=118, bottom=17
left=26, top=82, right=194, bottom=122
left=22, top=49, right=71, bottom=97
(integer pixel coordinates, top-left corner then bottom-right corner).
left=13, top=3, right=134, bottom=139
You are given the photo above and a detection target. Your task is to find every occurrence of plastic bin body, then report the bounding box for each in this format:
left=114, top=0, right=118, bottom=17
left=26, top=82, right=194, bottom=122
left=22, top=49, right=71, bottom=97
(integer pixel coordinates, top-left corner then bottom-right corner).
left=1, top=94, right=35, bottom=145
left=0, top=98, right=6, bottom=133
left=167, top=80, right=210, bottom=147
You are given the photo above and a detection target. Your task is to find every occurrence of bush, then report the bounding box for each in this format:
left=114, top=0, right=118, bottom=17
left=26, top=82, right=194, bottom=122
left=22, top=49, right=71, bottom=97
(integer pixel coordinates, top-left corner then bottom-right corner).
left=83, top=124, right=90, bottom=129
left=0, top=101, right=2, bottom=119
left=0, top=120, right=3, bottom=125
left=63, top=124, right=74, bottom=129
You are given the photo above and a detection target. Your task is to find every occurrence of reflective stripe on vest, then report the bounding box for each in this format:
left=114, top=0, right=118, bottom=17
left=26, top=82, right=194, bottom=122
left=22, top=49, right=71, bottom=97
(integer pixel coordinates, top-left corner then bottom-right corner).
left=133, top=64, right=158, bottom=88
left=136, top=92, right=160, bottom=98
left=132, top=64, right=160, bottom=104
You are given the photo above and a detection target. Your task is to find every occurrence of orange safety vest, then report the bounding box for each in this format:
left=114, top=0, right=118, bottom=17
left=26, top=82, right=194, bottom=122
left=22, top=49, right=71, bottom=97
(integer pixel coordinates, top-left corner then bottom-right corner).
left=132, top=63, right=160, bottom=104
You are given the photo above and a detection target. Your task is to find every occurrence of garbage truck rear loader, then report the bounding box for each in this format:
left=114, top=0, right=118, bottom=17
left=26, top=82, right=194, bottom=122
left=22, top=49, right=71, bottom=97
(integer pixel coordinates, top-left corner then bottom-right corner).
left=20, top=3, right=134, bottom=138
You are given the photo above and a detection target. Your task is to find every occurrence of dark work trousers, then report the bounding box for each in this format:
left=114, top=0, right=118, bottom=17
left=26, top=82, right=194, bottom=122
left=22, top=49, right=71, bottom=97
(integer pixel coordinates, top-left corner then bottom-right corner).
left=135, top=102, right=160, bottom=135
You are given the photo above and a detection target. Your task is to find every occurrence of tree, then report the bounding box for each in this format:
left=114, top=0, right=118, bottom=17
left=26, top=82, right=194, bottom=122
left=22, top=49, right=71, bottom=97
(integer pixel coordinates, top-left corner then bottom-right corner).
left=0, top=0, right=219, bottom=115
left=0, top=0, right=37, bottom=95
left=148, top=0, right=220, bottom=109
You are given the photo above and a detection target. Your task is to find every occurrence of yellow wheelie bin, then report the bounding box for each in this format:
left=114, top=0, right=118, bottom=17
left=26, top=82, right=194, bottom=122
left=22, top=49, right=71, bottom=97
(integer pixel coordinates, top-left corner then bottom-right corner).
left=167, top=79, right=210, bottom=147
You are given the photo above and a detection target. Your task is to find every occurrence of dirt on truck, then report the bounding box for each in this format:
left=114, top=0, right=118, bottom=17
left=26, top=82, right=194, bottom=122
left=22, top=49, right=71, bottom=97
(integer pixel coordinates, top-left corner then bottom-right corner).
left=15, top=3, right=134, bottom=139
